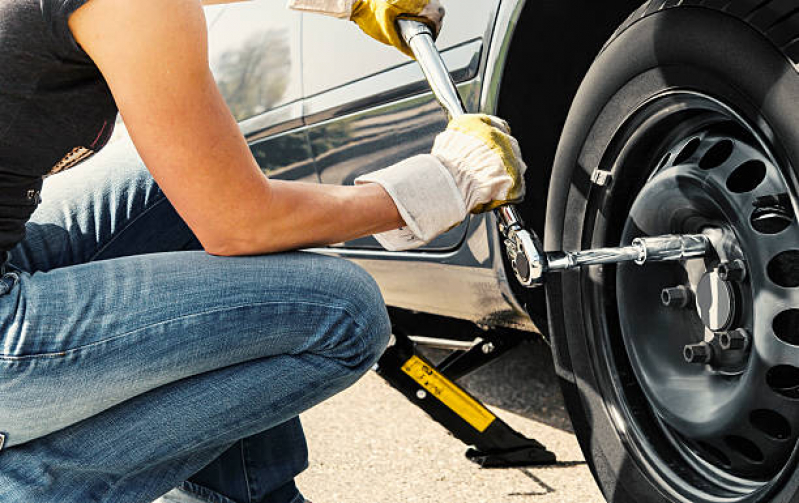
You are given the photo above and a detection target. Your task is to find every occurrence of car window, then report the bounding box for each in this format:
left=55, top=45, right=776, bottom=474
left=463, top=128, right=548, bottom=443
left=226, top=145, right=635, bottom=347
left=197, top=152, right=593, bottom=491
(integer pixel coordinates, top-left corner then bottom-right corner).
left=207, top=0, right=303, bottom=122
left=301, top=0, right=499, bottom=98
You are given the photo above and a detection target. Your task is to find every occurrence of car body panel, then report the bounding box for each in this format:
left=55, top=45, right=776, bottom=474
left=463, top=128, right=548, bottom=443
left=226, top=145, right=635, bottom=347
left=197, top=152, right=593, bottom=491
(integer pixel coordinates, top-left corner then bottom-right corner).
left=309, top=204, right=534, bottom=331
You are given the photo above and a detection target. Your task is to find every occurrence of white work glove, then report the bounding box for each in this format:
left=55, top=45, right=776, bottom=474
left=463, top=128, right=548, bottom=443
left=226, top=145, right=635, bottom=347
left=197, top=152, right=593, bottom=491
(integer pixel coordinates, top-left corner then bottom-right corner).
left=286, top=0, right=445, bottom=58
left=355, top=114, right=527, bottom=251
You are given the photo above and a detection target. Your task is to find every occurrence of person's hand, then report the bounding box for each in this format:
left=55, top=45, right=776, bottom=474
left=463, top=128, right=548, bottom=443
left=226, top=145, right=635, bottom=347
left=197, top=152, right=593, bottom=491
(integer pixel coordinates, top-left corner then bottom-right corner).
left=286, top=0, right=445, bottom=58
left=432, top=114, right=526, bottom=214
left=350, top=0, right=444, bottom=58
left=354, top=114, right=527, bottom=251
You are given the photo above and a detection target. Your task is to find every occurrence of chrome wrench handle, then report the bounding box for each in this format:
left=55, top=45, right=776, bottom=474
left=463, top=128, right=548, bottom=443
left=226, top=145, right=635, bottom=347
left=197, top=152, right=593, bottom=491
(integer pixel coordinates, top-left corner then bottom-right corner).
left=398, top=19, right=466, bottom=120
left=398, top=19, right=546, bottom=287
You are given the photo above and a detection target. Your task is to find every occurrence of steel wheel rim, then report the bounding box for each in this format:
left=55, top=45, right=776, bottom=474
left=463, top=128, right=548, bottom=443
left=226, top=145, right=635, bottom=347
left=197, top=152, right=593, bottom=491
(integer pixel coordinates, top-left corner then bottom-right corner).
left=588, top=90, right=799, bottom=501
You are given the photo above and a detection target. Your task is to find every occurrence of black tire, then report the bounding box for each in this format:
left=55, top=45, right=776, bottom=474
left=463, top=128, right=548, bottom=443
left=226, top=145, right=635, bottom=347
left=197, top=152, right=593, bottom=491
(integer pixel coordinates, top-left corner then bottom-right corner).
left=545, top=2, right=799, bottom=502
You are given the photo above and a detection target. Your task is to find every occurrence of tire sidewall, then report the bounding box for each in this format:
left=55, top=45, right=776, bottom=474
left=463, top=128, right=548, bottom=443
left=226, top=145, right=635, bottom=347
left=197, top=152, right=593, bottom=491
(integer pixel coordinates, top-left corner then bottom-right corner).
left=545, top=7, right=799, bottom=503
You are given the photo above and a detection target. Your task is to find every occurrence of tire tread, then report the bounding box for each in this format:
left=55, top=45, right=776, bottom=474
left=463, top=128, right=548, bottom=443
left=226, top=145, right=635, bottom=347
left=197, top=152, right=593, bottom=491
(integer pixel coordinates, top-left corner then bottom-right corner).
left=606, top=0, right=799, bottom=68
left=727, top=0, right=772, bottom=18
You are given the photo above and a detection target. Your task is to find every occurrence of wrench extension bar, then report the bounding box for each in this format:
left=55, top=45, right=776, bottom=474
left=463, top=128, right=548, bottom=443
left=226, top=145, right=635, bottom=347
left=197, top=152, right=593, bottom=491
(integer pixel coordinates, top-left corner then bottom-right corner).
left=397, top=20, right=711, bottom=286
left=544, top=234, right=711, bottom=271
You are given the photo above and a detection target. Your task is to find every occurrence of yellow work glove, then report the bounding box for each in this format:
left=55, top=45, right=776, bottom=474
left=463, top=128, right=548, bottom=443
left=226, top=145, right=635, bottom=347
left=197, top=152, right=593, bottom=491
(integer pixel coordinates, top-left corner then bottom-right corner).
left=354, top=114, right=526, bottom=251
left=287, top=0, right=445, bottom=58
left=432, top=114, right=527, bottom=214
left=351, top=0, right=444, bottom=58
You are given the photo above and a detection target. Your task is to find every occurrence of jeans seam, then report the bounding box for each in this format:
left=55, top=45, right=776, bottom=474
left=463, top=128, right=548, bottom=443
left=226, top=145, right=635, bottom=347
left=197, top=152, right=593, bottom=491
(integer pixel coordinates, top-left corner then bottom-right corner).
left=87, top=191, right=168, bottom=262
left=239, top=439, right=253, bottom=503
left=0, top=301, right=361, bottom=361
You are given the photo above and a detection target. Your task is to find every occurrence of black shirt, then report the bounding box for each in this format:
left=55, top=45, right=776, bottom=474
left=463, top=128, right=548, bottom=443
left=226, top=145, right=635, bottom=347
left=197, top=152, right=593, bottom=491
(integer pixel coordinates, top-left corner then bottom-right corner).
left=0, top=0, right=117, bottom=251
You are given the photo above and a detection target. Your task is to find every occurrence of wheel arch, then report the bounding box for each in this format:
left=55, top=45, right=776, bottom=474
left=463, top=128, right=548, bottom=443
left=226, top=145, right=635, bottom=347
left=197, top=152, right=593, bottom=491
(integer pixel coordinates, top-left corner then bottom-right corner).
left=482, top=0, right=642, bottom=332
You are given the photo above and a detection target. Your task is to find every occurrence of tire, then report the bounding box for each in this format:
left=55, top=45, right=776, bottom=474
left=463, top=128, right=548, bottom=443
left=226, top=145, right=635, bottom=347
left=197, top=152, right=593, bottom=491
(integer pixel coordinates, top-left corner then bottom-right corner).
left=545, top=2, right=799, bottom=502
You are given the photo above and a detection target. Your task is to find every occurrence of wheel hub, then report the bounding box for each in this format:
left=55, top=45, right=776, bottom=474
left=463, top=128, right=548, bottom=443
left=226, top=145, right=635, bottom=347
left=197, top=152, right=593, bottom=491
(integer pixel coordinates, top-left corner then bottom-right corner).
left=616, top=122, right=799, bottom=481
left=695, top=269, right=736, bottom=332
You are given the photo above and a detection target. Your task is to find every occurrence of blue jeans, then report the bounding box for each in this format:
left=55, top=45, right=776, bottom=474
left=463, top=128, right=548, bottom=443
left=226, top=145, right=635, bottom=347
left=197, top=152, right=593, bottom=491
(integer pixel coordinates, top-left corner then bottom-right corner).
left=0, top=138, right=391, bottom=502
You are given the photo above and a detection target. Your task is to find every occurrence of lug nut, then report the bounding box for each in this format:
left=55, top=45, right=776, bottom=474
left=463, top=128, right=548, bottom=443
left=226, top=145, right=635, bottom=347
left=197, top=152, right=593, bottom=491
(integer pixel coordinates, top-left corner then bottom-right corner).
left=719, top=328, right=750, bottom=351
left=661, top=285, right=691, bottom=308
left=684, top=342, right=713, bottom=364
left=718, top=260, right=747, bottom=282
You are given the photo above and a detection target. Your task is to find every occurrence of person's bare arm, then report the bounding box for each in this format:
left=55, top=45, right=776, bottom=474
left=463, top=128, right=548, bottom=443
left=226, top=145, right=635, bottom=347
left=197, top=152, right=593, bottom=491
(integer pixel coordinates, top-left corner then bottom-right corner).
left=68, top=0, right=403, bottom=256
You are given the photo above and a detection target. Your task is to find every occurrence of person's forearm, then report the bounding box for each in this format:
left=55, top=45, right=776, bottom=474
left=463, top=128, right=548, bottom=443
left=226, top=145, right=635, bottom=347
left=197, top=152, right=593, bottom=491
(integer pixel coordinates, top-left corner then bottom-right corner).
left=209, top=180, right=405, bottom=256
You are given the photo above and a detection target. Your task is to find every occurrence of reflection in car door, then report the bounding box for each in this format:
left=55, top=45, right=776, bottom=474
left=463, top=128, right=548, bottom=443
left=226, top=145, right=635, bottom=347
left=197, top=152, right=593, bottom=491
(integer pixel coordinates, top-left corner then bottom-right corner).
left=208, top=0, right=315, bottom=183
left=300, top=0, right=501, bottom=250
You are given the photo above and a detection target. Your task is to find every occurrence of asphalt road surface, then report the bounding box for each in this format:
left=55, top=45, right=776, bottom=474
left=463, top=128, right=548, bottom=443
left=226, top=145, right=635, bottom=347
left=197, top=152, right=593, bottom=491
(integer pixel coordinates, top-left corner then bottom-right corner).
left=296, top=337, right=604, bottom=503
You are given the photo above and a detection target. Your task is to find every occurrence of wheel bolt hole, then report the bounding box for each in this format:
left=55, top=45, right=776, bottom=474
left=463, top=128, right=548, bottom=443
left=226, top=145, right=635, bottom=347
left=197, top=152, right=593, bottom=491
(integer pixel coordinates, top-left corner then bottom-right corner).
left=766, top=365, right=799, bottom=399
left=750, top=409, right=792, bottom=440
left=727, top=159, right=767, bottom=193
left=751, top=206, right=794, bottom=234
left=724, top=435, right=764, bottom=463
left=773, top=309, right=799, bottom=346
left=700, top=140, right=734, bottom=170
left=673, top=138, right=701, bottom=165
left=767, top=251, right=799, bottom=288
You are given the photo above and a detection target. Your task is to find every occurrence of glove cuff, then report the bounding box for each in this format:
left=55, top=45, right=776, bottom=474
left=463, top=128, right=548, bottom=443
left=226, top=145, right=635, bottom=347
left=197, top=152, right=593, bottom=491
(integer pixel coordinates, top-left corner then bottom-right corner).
left=355, top=154, right=467, bottom=251
left=285, top=0, right=356, bottom=18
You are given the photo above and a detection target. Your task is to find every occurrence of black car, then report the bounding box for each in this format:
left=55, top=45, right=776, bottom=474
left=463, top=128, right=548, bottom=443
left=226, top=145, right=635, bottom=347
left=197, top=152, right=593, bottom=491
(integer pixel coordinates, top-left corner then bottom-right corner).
left=200, top=1, right=799, bottom=501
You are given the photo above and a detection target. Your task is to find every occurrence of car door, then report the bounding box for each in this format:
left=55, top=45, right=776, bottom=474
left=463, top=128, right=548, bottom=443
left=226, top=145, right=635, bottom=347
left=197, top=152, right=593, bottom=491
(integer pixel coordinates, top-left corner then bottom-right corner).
left=300, top=0, right=500, bottom=250
left=207, top=0, right=315, bottom=183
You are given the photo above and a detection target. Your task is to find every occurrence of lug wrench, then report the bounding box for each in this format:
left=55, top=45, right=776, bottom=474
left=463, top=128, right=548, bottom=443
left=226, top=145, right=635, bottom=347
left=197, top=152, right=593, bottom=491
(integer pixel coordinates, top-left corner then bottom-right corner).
left=397, top=19, right=711, bottom=286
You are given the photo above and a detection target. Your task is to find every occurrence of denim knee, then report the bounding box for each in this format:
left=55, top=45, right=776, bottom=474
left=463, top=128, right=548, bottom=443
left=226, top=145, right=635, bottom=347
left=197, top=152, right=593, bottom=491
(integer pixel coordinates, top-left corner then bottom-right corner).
left=320, top=257, right=391, bottom=370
